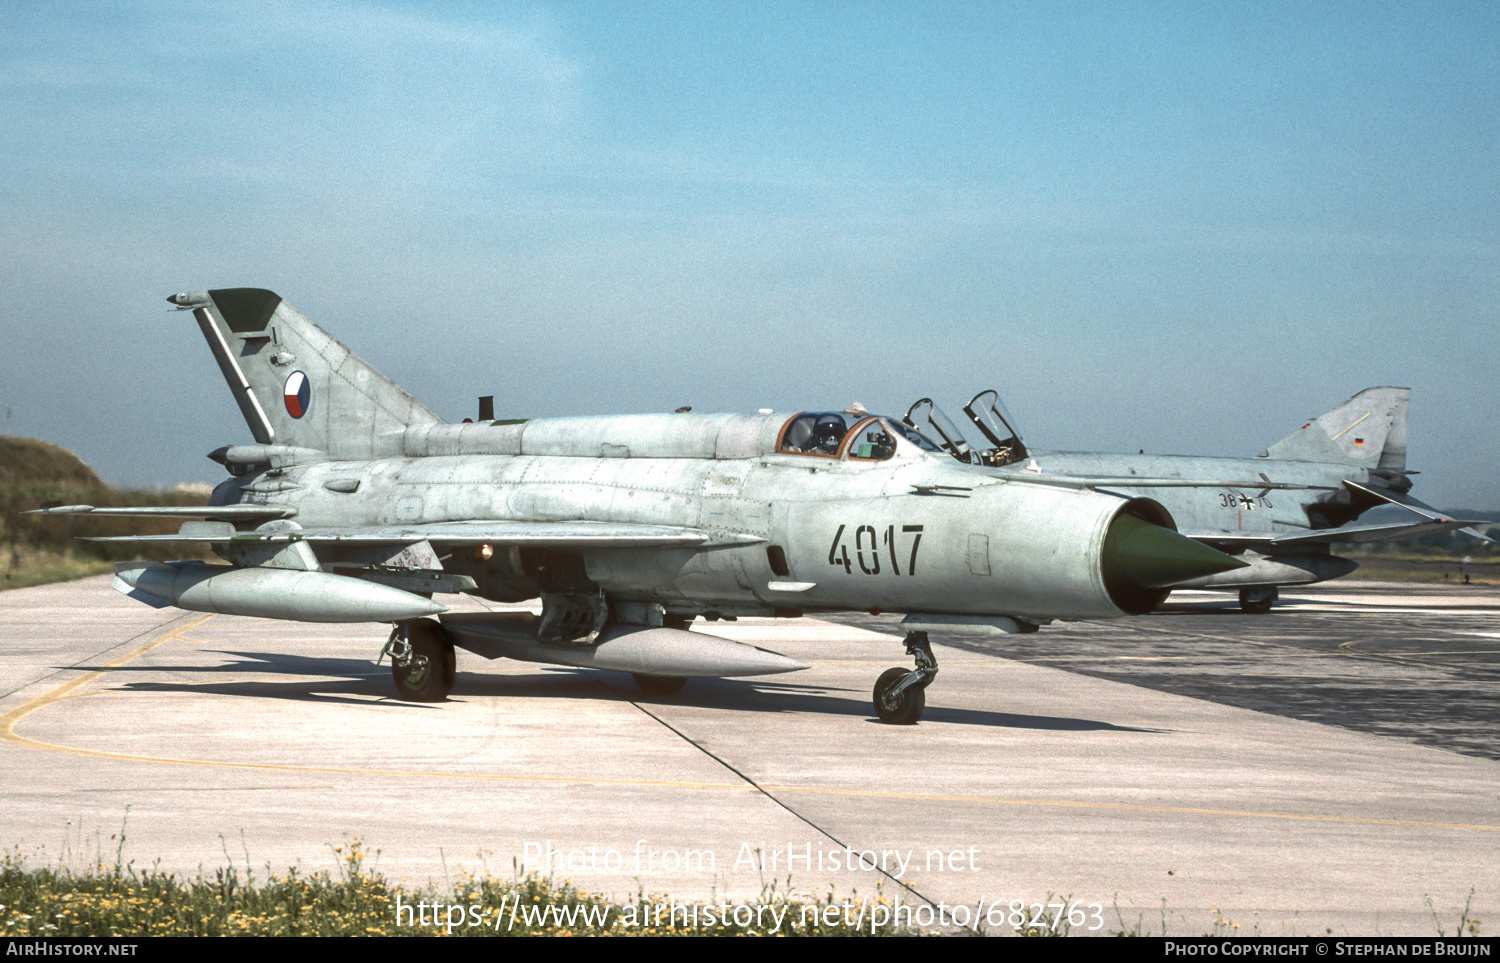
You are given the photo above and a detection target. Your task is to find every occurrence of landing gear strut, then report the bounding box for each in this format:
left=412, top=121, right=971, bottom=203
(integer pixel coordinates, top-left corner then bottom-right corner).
left=1239, top=587, right=1278, bottom=614
left=387, top=619, right=455, bottom=702
left=873, top=631, right=938, bottom=725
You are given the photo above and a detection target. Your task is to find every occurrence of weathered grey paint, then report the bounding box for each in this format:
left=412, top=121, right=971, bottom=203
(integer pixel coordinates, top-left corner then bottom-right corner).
left=169, top=290, right=442, bottom=460
left=201, top=424, right=1177, bottom=620
left=113, top=561, right=445, bottom=622
left=48, top=291, right=1253, bottom=692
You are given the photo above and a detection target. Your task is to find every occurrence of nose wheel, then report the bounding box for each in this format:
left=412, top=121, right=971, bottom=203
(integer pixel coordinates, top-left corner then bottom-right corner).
left=873, top=631, right=937, bottom=725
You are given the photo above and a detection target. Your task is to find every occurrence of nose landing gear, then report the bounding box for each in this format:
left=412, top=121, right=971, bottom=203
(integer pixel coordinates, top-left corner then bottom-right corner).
left=873, top=631, right=938, bottom=725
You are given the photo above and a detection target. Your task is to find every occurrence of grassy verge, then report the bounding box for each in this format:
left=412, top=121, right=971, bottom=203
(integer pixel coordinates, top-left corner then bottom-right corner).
left=1333, top=548, right=1499, bottom=586
left=0, top=841, right=919, bottom=937
left=0, top=548, right=117, bottom=591
left=1106, top=893, right=1484, bottom=938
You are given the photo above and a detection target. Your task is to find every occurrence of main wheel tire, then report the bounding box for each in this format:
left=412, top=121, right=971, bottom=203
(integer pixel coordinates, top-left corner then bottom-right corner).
left=873, top=666, right=925, bottom=725
left=391, top=620, right=455, bottom=702
left=1239, top=588, right=1277, bottom=614
left=633, top=673, right=688, bottom=696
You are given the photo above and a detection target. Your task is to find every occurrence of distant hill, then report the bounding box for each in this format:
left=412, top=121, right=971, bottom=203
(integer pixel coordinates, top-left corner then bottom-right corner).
left=1316, top=504, right=1495, bottom=564
left=2, top=435, right=209, bottom=587
left=0, top=436, right=103, bottom=487
left=1447, top=510, right=1500, bottom=523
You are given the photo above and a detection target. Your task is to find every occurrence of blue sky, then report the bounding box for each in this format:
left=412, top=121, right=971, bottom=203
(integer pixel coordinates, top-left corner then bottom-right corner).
left=1, top=2, right=1496, bottom=507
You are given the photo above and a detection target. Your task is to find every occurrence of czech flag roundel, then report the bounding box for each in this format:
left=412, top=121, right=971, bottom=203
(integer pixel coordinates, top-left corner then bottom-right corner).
left=283, top=371, right=311, bottom=419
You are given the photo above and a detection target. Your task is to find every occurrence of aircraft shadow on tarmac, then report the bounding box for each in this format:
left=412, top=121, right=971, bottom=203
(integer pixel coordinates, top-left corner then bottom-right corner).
left=1153, top=604, right=1274, bottom=616
left=80, top=650, right=421, bottom=710
left=1150, top=600, right=1335, bottom=616
left=88, top=649, right=1165, bottom=733
left=600, top=674, right=1165, bottom=732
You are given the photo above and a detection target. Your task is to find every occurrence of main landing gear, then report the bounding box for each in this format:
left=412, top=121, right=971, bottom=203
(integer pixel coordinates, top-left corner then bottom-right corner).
left=873, top=631, right=938, bottom=725
left=387, top=619, right=456, bottom=702
left=1239, top=587, right=1278, bottom=614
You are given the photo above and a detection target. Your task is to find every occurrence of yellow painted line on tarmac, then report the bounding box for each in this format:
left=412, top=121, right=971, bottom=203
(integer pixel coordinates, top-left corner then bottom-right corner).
left=1340, top=640, right=1500, bottom=657
left=1355, top=650, right=1500, bottom=658
left=799, top=659, right=991, bottom=665
left=1401, top=650, right=1500, bottom=657
left=1294, top=607, right=1500, bottom=615
left=4, top=613, right=1498, bottom=835
left=1013, top=653, right=1331, bottom=663
left=763, top=787, right=1500, bottom=834
left=0, top=613, right=216, bottom=754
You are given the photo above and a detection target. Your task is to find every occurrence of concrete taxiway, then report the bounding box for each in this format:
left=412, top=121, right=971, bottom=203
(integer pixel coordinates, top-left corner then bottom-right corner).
left=2, top=576, right=1496, bottom=935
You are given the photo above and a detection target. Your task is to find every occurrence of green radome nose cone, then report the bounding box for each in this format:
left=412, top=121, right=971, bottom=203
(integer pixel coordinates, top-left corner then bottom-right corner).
left=1103, top=513, right=1248, bottom=590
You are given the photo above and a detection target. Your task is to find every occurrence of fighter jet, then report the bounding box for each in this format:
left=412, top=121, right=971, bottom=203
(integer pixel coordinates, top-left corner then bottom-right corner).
left=903, top=388, right=1490, bottom=613
left=34, top=289, right=1249, bottom=724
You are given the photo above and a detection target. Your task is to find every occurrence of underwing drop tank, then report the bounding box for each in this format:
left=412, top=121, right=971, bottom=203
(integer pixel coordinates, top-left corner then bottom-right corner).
left=112, top=561, right=447, bottom=623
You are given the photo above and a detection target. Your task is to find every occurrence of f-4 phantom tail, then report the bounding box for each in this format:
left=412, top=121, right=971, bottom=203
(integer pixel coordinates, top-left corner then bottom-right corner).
left=36, top=289, right=1249, bottom=724
left=904, top=387, right=1490, bottom=613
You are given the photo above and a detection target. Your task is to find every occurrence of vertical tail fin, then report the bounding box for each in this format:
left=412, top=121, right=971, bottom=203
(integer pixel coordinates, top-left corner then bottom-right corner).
left=1262, top=386, right=1409, bottom=471
left=169, top=288, right=441, bottom=459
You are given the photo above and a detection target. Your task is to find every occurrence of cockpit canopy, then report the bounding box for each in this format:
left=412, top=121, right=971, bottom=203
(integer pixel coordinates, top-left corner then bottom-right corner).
left=900, top=390, right=1029, bottom=468
left=778, top=411, right=943, bottom=460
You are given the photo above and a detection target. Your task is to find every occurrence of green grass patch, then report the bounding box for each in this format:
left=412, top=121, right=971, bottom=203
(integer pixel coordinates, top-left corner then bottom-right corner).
left=0, top=548, right=115, bottom=590
left=0, top=840, right=920, bottom=937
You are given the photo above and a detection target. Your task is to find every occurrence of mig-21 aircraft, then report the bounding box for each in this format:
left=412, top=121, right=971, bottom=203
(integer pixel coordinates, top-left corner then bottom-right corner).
left=36, top=289, right=1259, bottom=724
left=903, top=387, right=1490, bottom=613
